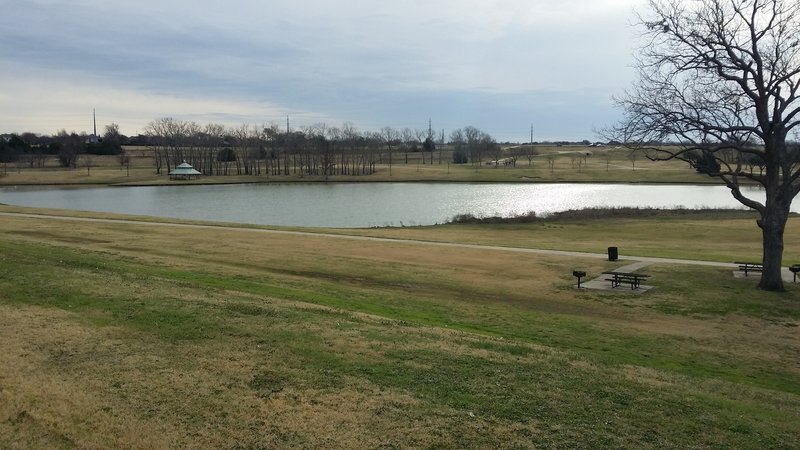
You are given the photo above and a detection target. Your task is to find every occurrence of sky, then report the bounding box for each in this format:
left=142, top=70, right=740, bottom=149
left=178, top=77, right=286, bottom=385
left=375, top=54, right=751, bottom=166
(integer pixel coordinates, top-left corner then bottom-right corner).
left=0, top=0, right=646, bottom=142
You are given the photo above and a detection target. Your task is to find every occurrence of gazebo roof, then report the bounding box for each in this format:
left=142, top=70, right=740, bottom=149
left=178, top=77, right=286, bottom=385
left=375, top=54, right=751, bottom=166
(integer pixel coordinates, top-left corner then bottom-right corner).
left=169, top=161, right=201, bottom=176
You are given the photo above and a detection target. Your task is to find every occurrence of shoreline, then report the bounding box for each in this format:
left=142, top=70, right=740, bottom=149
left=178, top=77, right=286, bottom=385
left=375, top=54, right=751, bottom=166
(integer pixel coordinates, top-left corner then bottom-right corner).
left=0, top=177, right=729, bottom=189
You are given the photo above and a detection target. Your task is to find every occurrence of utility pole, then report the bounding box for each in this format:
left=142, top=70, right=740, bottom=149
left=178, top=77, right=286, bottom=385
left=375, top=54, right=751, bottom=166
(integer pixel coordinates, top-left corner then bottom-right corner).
left=286, top=115, right=290, bottom=134
left=440, top=128, right=445, bottom=165
left=530, top=124, right=534, bottom=145
left=93, top=108, right=97, bottom=137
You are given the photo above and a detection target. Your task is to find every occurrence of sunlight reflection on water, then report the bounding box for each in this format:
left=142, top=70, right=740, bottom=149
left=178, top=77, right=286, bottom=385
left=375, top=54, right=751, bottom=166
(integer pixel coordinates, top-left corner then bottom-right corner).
left=0, top=182, right=782, bottom=228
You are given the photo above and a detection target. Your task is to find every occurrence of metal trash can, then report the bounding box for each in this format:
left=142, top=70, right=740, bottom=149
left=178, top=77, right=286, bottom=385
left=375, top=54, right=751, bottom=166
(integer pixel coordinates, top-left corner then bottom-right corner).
left=608, top=247, right=618, bottom=262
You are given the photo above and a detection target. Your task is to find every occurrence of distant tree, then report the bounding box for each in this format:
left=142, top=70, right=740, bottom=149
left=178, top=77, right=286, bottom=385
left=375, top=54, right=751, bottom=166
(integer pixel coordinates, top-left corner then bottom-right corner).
left=119, top=150, right=130, bottom=176
left=742, top=152, right=766, bottom=177
left=450, top=129, right=468, bottom=164
left=546, top=153, right=556, bottom=172
left=400, top=128, right=414, bottom=164
left=523, top=145, right=539, bottom=167
left=83, top=154, right=94, bottom=176
left=102, top=123, right=124, bottom=153
left=55, top=130, right=82, bottom=168
left=0, top=135, right=25, bottom=163
left=144, top=119, right=168, bottom=174
left=381, top=126, right=397, bottom=175
left=413, top=129, right=426, bottom=165
left=423, top=137, right=436, bottom=162
left=463, top=126, right=482, bottom=166
left=486, top=137, right=502, bottom=167
left=217, top=147, right=236, bottom=162
left=82, top=123, right=123, bottom=155
left=628, top=151, right=637, bottom=171
left=686, top=150, right=722, bottom=176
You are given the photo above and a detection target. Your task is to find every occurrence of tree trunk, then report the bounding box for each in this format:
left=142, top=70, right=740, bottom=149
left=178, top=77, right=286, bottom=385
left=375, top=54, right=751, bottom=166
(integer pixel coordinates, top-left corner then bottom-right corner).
left=758, top=203, right=790, bottom=291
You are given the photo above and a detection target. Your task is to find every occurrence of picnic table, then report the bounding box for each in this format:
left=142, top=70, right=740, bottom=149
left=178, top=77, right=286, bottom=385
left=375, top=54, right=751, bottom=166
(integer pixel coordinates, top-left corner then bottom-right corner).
left=602, top=271, right=650, bottom=290
left=735, top=261, right=763, bottom=276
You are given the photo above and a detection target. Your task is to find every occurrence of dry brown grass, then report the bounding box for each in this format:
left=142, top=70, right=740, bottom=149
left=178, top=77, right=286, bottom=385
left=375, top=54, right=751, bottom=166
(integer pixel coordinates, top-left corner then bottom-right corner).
left=1, top=210, right=799, bottom=448
left=0, top=297, right=579, bottom=448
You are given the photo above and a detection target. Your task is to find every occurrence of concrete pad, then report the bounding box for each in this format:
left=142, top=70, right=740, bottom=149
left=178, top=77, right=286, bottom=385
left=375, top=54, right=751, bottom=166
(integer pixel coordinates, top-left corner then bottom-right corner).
left=610, top=261, right=653, bottom=272
left=576, top=261, right=655, bottom=293
left=732, top=268, right=800, bottom=283
left=732, top=271, right=759, bottom=279
left=579, top=279, right=654, bottom=293
left=783, top=267, right=800, bottom=284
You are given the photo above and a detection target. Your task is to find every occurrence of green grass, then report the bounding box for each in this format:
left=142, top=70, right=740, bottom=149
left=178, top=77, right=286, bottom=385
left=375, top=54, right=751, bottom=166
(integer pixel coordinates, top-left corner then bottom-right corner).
left=2, top=239, right=797, bottom=391
left=0, top=213, right=799, bottom=448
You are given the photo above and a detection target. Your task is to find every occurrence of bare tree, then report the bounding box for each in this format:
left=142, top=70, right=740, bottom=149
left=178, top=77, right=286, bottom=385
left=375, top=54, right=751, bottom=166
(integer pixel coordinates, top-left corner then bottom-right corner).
left=232, top=124, right=249, bottom=175
left=202, top=123, right=226, bottom=175
left=487, top=137, right=503, bottom=167
left=381, top=126, right=397, bottom=175
left=546, top=153, right=556, bottom=172
left=83, top=154, right=94, bottom=176
left=523, top=144, right=539, bottom=167
left=400, top=128, right=414, bottom=164
left=463, top=126, right=482, bottom=167
left=414, top=129, right=426, bottom=165
left=450, top=128, right=468, bottom=163
left=606, top=0, right=800, bottom=290
left=119, top=150, right=130, bottom=176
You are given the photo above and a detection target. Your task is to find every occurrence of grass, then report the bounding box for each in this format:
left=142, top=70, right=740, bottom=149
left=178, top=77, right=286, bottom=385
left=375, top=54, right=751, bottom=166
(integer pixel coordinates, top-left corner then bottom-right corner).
left=323, top=209, right=799, bottom=263
left=0, top=209, right=799, bottom=448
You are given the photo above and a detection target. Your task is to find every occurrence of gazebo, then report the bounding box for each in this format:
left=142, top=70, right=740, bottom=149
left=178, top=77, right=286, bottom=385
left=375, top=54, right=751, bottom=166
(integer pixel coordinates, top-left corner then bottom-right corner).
left=169, top=161, right=202, bottom=180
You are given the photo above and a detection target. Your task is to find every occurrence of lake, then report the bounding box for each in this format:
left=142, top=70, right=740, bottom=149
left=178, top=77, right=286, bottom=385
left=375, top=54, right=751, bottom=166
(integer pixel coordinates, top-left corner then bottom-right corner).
left=0, top=182, right=783, bottom=228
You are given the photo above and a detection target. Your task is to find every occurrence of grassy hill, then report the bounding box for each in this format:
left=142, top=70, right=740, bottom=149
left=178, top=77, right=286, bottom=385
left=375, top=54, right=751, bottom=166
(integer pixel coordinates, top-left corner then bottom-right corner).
left=0, top=208, right=798, bottom=448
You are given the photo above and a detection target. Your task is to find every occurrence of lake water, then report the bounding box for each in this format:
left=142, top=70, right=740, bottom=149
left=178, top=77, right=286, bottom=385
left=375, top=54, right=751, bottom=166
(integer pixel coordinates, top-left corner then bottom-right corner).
left=0, top=182, right=783, bottom=228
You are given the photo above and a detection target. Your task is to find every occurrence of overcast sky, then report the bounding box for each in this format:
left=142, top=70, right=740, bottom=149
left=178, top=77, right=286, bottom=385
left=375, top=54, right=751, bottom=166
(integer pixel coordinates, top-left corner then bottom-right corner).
left=0, top=0, right=645, bottom=142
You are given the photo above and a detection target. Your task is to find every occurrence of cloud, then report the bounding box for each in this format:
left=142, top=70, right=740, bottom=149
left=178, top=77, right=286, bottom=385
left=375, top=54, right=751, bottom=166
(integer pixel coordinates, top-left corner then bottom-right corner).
left=0, top=63, right=320, bottom=136
left=0, top=0, right=646, bottom=141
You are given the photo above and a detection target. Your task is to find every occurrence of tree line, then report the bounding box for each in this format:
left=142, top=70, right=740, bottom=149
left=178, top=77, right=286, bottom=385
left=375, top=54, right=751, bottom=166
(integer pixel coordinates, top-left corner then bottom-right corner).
left=2, top=119, right=523, bottom=176
left=0, top=125, right=125, bottom=169
left=142, top=118, right=508, bottom=177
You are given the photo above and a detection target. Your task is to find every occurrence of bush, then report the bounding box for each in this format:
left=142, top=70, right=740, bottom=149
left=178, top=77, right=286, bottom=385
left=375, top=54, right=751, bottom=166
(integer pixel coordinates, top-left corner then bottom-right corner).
left=217, top=148, right=236, bottom=162
left=447, top=207, right=757, bottom=224
left=452, top=148, right=468, bottom=164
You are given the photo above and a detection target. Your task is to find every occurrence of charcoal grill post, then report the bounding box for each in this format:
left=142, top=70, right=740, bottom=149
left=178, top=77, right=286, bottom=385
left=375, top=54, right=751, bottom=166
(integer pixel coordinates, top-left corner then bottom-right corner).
left=790, top=265, right=800, bottom=282
left=573, top=270, right=586, bottom=288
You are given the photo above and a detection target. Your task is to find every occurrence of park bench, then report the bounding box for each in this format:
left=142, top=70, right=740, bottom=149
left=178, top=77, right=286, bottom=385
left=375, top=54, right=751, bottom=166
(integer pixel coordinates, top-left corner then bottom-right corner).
left=735, top=261, right=763, bottom=276
left=602, top=271, right=650, bottom=290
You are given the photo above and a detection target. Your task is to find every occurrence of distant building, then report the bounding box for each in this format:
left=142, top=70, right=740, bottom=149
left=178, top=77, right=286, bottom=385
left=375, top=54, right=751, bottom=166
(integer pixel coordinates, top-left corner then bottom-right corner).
left=169, top=161, right=202, bottom=180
